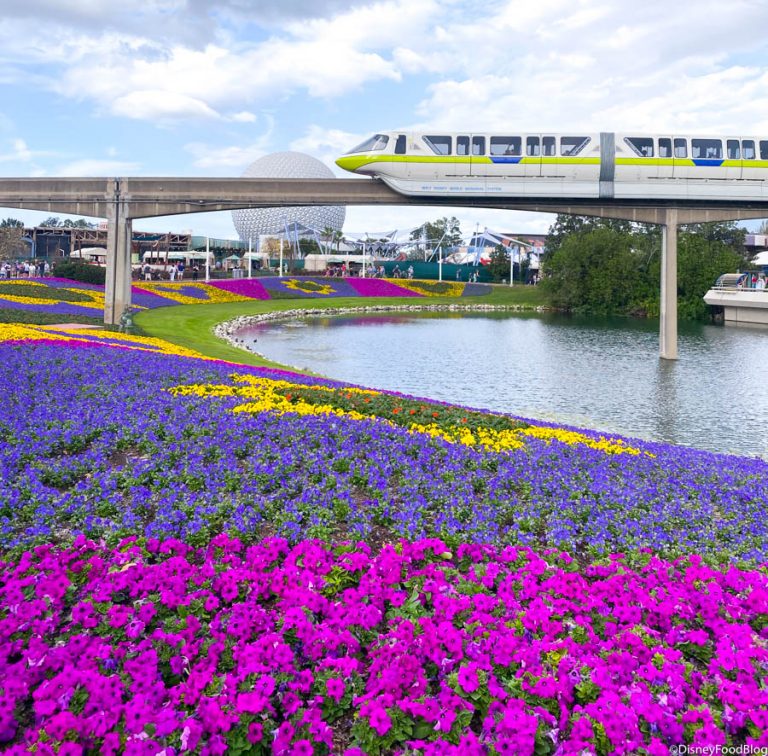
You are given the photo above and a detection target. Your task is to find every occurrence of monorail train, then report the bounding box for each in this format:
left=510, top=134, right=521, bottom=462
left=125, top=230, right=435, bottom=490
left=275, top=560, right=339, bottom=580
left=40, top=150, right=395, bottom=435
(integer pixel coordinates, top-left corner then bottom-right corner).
left=335, top=131, right=768, bottom=200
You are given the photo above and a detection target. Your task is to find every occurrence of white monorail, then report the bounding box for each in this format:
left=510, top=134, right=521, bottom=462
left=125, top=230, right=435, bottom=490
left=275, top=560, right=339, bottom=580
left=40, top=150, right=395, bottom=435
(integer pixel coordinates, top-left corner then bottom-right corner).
left=335, top=131, right=768, bottom=201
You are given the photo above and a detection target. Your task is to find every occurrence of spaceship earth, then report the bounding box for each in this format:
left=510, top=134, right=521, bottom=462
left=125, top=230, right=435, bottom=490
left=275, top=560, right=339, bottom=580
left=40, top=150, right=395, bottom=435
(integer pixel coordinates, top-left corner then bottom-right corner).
left=231, top=152, right=345, bottom=242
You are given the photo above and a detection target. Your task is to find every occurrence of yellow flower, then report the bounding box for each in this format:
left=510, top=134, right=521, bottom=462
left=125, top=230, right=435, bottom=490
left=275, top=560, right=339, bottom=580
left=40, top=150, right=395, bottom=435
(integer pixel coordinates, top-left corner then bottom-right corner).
left=135, top=282, right=251, bottom=305
left=281, top=279, right=336, bottom=295
left=391, top=280, right=466, bottom=297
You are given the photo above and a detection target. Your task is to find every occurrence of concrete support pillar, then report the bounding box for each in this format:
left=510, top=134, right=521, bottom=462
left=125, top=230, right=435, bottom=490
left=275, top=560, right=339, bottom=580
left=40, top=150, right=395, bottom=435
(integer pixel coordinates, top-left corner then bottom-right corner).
left=659, top=208, right=678, bottom=360
left=103, top=186, right=133, bottom=325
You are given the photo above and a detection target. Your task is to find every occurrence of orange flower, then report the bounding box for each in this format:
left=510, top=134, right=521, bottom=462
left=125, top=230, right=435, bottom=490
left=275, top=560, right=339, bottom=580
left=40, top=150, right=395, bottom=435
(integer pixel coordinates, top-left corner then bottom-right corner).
left=393, top=407, right=401, bottom=414
left=432, top=412, right=439, bottom=418
left=409, top=409, right=416, bottom=415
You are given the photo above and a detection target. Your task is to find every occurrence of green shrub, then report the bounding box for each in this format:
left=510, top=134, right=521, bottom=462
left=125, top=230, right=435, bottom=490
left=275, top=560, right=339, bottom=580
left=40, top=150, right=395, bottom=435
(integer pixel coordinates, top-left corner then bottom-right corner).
left=51, top=261, right=106, bottom=285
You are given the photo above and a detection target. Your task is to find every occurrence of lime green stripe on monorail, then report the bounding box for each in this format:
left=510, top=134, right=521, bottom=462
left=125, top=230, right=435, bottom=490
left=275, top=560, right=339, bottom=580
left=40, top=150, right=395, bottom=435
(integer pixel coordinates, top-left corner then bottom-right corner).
left=615, top=158, right=768, bottom=168
left=338, top=154, right=601, bottom=171
left=537, top=157, right=600, bottom=165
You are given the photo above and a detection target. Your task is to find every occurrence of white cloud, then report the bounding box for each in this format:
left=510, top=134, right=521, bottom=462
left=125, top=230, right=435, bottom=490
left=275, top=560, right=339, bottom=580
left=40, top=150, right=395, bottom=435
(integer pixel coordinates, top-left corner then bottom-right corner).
left=53, top=159, right=141, bottom=175
left=230, top=111, right=257, bottom=122
left=184, top=142, right=269, bottom=170
left=110, top=90, right=222, bottom=121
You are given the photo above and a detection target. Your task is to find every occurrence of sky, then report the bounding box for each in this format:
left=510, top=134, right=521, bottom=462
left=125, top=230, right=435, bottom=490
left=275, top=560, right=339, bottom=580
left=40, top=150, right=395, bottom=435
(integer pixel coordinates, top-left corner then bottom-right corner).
left=2, top=0, right=768, bottom=241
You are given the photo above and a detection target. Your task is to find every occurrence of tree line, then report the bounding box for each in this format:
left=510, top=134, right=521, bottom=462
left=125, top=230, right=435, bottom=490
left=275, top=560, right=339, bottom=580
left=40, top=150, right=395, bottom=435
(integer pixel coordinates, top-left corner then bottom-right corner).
left=539, top=216, right=751, bottom=320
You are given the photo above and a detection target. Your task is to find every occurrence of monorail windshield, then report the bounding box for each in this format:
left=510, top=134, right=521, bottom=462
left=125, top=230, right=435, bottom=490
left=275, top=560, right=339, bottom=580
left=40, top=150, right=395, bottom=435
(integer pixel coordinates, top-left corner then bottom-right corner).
left=346, top=134, right=389, bottom=154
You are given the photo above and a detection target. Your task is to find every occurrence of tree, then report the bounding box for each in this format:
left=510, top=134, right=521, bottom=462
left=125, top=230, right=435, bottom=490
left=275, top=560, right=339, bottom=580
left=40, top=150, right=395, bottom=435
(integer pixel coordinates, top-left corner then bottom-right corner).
left=0, top=226, right=28, bottom=261
left=62, top=218, right=96, bottom=229
left=333, top=230, right=345, bottom=252
left=299, top=238, right=321, bottom=255
left=544, top=214, right=636, bottom=260
left=0, top=218, right=23, bottom=228
left=541, top=227, right=649, bottom=314
left=410, top=217, right=463, bottom=249
left=541, top=217, right=749, bottom=319
left=39, top=216, right=95, bottom=229
left=487, top=244, right=511, bottom=283
left=320, top=226, right=335, bottom=253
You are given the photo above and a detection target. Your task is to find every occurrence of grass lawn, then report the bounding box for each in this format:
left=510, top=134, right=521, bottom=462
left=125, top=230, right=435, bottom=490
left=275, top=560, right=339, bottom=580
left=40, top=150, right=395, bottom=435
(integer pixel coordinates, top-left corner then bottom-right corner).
left=135, top=283, right=547, bottom=369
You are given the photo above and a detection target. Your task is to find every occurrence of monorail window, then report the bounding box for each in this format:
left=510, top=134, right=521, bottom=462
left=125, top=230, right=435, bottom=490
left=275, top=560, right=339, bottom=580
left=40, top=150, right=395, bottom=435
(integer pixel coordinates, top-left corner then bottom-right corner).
left=490, top=137, right=522, bottom=156
left=674, top=139, right=687, bottom=158
left=624, top=137, right=654, bottom=158
left=457, top=137, right=470, bottom=156
left=727, top=140, right=740, bottom=159
left=742, top=140, right=756, bottom=160
left=424, top=136, right=452, bottom=155
left=658, top=138, right=672, bottom=158
left=560, top=136, right=589, bottom=156
left=526, top=137, right=540, bottom=156
left=691, top=139, right=722, bottom=159
left=759, top=141, right=768, bottom=160
left=472, top=137, right=485, bottom=155
left=346, top=134, right=389, bottom=154
left=395, top=135, right=406, bottom=155
left=543, top=137, right=556, bottom=156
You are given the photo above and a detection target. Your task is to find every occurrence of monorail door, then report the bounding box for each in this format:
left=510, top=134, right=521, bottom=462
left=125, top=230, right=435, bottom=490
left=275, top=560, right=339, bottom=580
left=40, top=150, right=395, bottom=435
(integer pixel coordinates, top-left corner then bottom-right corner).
left=456, top=135, right=484, bottom=178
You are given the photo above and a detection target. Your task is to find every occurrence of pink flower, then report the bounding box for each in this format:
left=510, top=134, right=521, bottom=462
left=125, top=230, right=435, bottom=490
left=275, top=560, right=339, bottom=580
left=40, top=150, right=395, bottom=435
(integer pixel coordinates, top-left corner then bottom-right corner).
left=326, top=677, right=346, bottom=702
left=457, top=663, right=480, bottom=694
left=369, top=705, right=392, bottom=736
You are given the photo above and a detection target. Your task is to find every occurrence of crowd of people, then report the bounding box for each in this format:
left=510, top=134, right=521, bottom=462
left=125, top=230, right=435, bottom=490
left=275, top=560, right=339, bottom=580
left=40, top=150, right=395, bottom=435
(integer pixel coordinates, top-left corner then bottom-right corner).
left=1, top=260, right=50, bottom=279
left=135, top=262, right=203, bottom=281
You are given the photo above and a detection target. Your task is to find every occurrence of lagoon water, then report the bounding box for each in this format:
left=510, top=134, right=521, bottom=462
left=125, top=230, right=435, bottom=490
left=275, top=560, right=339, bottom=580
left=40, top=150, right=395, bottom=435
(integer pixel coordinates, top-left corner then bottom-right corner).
left=237, top=312, right=768, bottom=458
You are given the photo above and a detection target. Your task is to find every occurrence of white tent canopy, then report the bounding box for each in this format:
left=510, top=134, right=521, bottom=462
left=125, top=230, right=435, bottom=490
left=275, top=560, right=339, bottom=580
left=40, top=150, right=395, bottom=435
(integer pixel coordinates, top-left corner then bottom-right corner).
left=71, top=247, right=106, bottom=258
left=752, top=251, right=768, bottom=266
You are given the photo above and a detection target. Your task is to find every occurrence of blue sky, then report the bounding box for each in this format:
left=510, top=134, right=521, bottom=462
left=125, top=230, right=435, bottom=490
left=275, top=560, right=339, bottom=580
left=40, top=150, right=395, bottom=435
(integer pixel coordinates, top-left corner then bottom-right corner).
left=2, top=0, right=768, bottom=240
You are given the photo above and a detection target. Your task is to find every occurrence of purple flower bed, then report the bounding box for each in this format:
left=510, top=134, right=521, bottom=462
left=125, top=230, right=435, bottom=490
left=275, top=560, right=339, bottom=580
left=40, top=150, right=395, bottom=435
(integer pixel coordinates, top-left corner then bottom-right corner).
left=0, top=342, right=766, bottom=560
left=259, top=277, right=362, bottom=297
left=130, top=286, right=177, bottom=309
left=0, top=299, right=102, bottom=318
left=37, top=278, right=103, bottom=291
left=346, top=278, right=423, bottom=297
left=208, top=279, right=271, bottom=300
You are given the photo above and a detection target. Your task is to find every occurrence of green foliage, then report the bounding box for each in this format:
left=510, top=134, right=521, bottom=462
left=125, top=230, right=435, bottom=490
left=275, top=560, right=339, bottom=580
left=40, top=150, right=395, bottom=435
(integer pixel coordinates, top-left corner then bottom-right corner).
left=41, top=217, right=95, bottom=229
left=541, top=227, right=642, bottom=314
left=542, top=216, right=750, bottom=320
left=410, top=216, right=463, bottom=247
left=0, top=226, right=27, bottom=260
left=298, top=238, right=321, bottom=255
left=487, top=244, right=510, bottom=283
left=0, top=218, right=24, bottom=228
left=51, top=261, right=106, bottom=285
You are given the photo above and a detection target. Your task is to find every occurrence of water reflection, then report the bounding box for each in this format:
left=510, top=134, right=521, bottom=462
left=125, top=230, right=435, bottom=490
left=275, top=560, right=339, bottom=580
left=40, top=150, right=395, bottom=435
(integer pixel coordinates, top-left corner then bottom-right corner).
left=237, top=312, right=768, bottom=458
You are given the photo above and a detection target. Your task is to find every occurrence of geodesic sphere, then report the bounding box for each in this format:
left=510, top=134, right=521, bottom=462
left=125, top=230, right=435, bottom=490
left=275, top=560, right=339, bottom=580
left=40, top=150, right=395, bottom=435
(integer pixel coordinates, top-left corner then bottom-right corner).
left=231, top=151, right=345, bottom=241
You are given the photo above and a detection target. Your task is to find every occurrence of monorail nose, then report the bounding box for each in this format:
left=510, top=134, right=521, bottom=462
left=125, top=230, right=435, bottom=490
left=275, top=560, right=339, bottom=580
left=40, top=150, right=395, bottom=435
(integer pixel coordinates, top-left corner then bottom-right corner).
left=335, top=155, right=360, bottom=173
left=336, top=155, right=371, bottom=173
